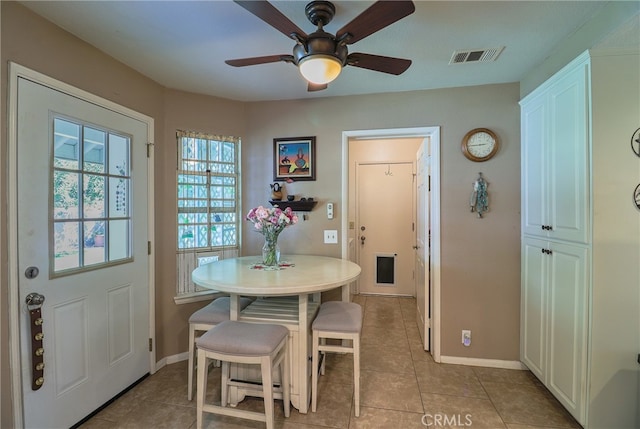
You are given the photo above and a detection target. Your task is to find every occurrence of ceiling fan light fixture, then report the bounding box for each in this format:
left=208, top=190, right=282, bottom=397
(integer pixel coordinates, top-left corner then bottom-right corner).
left=299, top=54, right=342, bottom=85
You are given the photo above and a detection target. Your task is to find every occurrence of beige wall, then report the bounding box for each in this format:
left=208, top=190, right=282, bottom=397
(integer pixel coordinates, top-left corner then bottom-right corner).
left=244, top=88, right=522, bottom=360
left=588, top=50, right=640, bottom=427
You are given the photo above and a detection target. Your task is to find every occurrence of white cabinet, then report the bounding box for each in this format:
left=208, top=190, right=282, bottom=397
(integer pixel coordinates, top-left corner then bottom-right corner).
left=520, top=53, right=591, bottom=425
left=521, top=237, right=588, bottom=420
left=521, top=49, right=640, bottom=428
left=521, top=58, right=589, bottom=244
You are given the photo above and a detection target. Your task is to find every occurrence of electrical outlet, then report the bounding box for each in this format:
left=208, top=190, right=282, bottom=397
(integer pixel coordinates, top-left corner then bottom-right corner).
left=323, top=230, right=338, bottom=244
left=462, top=330, right=471, bottom=347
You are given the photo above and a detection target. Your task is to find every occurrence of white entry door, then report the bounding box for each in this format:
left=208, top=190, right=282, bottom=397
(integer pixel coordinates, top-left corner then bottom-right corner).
left=356, top=162, right=415, bottom=296
left=16, top=76, right=150, bottom=428
left=415, top=141, right=430, bottom=350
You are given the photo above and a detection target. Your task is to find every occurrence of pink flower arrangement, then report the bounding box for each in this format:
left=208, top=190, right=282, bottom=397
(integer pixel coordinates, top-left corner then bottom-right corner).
left=246, top=205, right=298, bottom=240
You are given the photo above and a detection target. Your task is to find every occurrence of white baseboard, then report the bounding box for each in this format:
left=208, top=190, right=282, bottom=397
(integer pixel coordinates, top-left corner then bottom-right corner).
left=157, top=354, right=525, bottom=373
left=168, top=352, right=189, bottom=365
left=439, top=355, right=527, bottom=370
left=155, top=352, right=189, bottom=371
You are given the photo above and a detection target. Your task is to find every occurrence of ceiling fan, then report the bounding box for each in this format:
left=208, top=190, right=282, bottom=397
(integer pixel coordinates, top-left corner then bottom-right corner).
left=225, top=0, right=415, bottom=91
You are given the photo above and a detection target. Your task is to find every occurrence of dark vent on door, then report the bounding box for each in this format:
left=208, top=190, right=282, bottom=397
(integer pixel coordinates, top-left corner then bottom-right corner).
left=449, top=47, right=504, bottom=65
left=376, top=254, right=396, bottom=286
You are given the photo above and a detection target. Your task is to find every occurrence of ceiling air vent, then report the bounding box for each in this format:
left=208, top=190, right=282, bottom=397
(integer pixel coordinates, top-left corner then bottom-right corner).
left=449, top=47, right=504, bottom=65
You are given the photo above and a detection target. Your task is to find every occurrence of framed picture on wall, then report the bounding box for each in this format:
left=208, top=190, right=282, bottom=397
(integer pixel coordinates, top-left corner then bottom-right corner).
left=273, top=136, right=316, bottom=181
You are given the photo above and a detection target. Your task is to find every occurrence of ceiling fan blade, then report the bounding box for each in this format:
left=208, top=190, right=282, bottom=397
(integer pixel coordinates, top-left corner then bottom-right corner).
left=225, top=55, right=294, bottom=67
left=336, top=1, right=415, bottom=45
left=347, top=53, right=412, bottom=75
left=234, top=0, right=307, bottom=40
left=307, top=82, right=328, bottom=92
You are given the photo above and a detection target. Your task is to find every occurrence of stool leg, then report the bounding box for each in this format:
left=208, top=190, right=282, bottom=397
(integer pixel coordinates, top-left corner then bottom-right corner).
left=282, top=341, right=291, bottom=418
left=221, top=361, right=230, bottom=407
left=196, top=349, right=207, bottom=429
left=311, top=330, right=319, bottom=413
left=188, top=326, right=196, bottom=401
left=354, top=335, right=360, bottom=417
left=320, top=337, right=326, bottom=375
left=261, top=356, right=275, bottom=429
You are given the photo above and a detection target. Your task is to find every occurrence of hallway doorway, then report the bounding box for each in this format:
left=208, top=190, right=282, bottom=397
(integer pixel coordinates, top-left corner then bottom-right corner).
left=342, top=127, right=441, bottom=360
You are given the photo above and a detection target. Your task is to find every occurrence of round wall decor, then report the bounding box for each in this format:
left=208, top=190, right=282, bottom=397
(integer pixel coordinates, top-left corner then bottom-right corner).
left=461, top=128, right=499, bottom=162
left=632, top=127, right=640, bottom=157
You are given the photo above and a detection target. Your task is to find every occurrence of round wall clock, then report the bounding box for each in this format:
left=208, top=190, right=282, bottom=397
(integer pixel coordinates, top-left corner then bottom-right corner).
left=461, top=128, right=499, bottom=162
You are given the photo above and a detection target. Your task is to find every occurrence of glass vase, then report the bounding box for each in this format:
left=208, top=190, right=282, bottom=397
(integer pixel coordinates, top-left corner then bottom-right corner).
left=262, top=237, right=281, bottom=267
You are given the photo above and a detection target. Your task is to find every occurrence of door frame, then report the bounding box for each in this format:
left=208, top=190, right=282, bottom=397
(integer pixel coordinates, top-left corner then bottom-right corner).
left=7, top=63, right=156, bottom=427
left=341, top=126, right=441, bottom=362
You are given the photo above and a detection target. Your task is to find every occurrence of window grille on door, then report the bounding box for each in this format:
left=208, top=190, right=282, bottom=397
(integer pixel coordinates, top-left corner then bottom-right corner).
left=52, top=116, right=132, bottom=276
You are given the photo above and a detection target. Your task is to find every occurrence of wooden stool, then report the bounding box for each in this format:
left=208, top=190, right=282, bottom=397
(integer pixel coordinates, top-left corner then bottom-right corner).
left=196, top=320, right=290, bottom=429
left=187, top=296, right=252, bottom=400
left=311, top=301, right=363, bottom=417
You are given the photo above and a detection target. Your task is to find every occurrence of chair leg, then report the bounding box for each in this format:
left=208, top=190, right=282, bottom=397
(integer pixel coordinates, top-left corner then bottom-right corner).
left=262, top=356, right=275, bottom=429
left=282, top=341, right=291, bottom=418
left=311, top=330, right=319, bottom=412
left=320, top=337, right=327, bottom=375
left=354, top=335, right=360, bottom=417
left=188, top=325, right=196, bottom=401
left=196, top=349, right=207, bottom=429
left=221, top=361, right=230, bottom=407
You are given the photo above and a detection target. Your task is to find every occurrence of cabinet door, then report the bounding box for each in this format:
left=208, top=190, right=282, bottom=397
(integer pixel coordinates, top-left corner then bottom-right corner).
left=546, top=241, right=588, bottom=425
left=547, top=66, right=589, bottom=244
left=520, top=237, right=547, bottom=380
left=521, top=93, right=548, bottom=238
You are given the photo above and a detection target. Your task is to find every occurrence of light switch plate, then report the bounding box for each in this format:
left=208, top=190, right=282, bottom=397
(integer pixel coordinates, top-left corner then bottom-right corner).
left=323, top=230, right=338, bottom=244
left=327, top=202, right=334, bottom=219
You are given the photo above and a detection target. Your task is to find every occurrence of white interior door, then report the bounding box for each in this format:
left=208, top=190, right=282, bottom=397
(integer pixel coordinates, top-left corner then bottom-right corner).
left=415, top=140, right=430, bottom=350
left=356, top=162, right=415, bottom=296
left=17, top=77, right=150, bottom=428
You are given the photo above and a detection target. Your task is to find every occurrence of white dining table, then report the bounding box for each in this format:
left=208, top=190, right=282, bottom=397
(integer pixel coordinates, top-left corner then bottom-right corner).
left=191, top=254, right=361, bottom=413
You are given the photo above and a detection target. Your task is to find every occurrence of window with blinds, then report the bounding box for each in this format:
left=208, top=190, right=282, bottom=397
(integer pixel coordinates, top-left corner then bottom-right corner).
left=176, top=130, right=240, bottom=295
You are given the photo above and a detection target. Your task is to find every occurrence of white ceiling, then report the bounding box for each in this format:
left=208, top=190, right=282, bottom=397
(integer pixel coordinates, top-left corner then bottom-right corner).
left=22, top=1, right=614, bottom=102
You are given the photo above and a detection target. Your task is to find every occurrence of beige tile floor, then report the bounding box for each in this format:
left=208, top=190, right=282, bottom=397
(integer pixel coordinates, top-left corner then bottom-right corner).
left=81, top=296, right=581, bottom=429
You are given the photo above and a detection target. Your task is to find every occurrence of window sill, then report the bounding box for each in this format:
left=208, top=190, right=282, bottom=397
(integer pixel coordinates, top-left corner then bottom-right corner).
left=173, top=290, right=224, bottom=305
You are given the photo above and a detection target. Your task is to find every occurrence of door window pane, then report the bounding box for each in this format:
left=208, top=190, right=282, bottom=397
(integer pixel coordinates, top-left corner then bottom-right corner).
left=108, top=220, right=129, bottom=262
left=54, top=221, right=80, bottom=271
left=54, top=118, right=80, bottom=169
left=109, top=134, right=129, bottom=176
left=83, top=127, right=105, bottom=173
left=83, top=174, right=105, bottom=218
left=53, top=171, right=79, bottom=219
left=109, top=177, right=129, bottom=217
left=84, top=221, right=106, bottom=266
left=52, top=117, right=133, bottom=276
